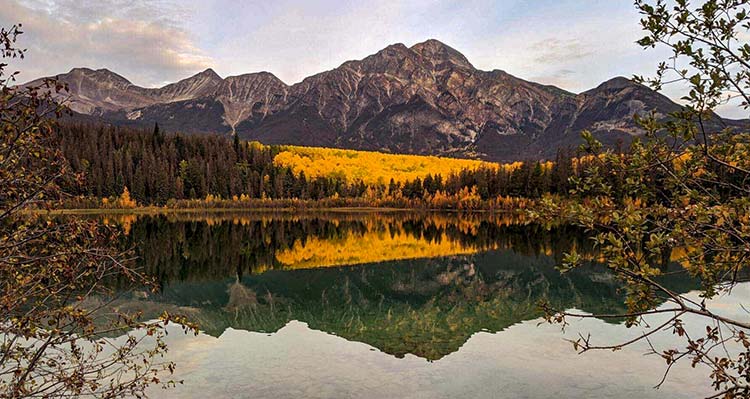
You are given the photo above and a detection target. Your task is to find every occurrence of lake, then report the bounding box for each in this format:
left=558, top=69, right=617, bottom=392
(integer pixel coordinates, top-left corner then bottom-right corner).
left=88, top=211, right=745, bottom=398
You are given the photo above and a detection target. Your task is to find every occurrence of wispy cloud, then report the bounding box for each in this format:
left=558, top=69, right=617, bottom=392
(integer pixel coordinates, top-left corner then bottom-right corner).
left=531, top=39, right=595, bottom=65
left=0, top=0, right=213, bottom=86
left=528, top=68, right=580, bottom=90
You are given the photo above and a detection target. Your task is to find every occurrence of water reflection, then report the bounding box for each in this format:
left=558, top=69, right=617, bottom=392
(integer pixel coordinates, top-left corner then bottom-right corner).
left=91, top=211, right=699, bottom=361
left=116, top=211, right=558, bottom=276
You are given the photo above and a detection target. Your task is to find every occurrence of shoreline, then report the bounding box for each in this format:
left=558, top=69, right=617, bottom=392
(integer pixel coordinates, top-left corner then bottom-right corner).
left=30, top=206, right=521, bottom=215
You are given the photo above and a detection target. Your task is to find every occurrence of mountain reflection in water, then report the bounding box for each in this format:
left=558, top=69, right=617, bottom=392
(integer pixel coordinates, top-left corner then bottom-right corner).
left=93, top=211, right=697, bottom=361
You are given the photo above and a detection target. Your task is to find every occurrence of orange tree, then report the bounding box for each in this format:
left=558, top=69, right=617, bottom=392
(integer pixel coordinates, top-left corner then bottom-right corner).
left=0, top=25, right=194, bottom=398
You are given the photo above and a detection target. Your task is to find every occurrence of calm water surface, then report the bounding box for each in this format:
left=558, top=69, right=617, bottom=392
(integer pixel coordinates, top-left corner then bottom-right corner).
left=90, top=211, right=745, bottom=398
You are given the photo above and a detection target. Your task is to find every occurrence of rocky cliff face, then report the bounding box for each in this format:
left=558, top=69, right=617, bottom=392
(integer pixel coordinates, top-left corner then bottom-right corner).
left=25, top=39, right=728, bottom=161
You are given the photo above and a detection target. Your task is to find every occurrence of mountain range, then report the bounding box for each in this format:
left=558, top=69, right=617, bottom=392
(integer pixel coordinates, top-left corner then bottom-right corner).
left=23, top=39, right=735, bottom=161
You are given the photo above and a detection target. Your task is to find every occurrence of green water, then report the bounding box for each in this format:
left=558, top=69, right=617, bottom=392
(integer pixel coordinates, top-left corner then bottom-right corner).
left=94, top=211, right=737, bottom=398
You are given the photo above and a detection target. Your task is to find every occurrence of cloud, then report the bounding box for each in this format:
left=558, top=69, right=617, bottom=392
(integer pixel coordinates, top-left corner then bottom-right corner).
left=528, top=68, right=581, bottom=90
left=456, top=2, right=650, bottom=94
left=531, top=39, right=595, bottom=65
left=0, top=0, right=214, bottom=86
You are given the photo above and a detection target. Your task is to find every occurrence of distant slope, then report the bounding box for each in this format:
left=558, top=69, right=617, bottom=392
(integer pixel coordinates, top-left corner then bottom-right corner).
left=25, top=39, right=747, bottom=161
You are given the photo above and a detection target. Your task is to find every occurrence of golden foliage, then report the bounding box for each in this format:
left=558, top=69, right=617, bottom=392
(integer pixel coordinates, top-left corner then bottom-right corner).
left=116, top=186, right=137, bottom=208
left=273, top=145, right=517, bottom=185
left=275, top=226, right=486, bottom=269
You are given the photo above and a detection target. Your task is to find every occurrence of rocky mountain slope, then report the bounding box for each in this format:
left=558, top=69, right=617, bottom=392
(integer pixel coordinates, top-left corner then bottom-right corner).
left=23, top=39, right=733, bottom=161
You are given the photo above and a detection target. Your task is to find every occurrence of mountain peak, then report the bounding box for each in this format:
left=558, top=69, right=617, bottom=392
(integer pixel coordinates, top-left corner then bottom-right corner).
left=370, top=43, right=411, bottom=58
left=589, top=76, right=640, bottom=92
left=383, top=42, right=409, bottom=51
left=67, top=67, right=132, bottom=84
left=410, top=39, right=473, bottom=69
left=411, top=38, right=449, bottom=49
left=168, top=68, right=223, bottom=87
left=225, top=71, right=286, bottom=84
left=195, top=68, right=221, bottom=80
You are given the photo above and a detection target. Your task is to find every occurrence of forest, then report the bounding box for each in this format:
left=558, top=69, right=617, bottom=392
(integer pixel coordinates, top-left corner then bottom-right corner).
left=55, top=122, right=579, bottom=209
left=272, top=145, right=523, bottom=185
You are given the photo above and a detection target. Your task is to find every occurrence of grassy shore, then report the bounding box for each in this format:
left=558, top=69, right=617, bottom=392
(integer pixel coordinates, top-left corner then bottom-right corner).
left=33, top=206, right=505, bottom=216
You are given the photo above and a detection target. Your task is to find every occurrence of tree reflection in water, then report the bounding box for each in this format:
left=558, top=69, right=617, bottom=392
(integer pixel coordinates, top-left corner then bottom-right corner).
left=93, top=211, right=697, bottom=361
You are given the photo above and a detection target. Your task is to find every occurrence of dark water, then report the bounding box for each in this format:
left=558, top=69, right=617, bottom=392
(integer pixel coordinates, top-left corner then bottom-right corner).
left=90, top=211, right=741, bottom=398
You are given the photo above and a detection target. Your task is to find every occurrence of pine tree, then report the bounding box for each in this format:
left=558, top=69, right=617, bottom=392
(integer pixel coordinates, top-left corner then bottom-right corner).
left=152, top=122, right=162, bottom=145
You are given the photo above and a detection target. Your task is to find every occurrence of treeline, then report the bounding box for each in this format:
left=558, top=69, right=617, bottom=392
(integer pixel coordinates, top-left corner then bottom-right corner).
left=393, top=152, right=573, bottom=200
left=55, top=123, right=581, bottom=208
left=57, top=123, right=365, bottom=204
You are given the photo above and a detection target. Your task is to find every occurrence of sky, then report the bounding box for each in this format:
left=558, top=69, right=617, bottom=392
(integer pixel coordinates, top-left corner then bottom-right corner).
left=0, top=0, right=744, bottom=118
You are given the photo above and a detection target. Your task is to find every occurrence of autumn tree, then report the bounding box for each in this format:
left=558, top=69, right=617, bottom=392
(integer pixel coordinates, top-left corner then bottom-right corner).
left=533, top=1, right=750, bottom=397
left=0, top=25, right=194, bottom=398
left=117, top=186, right=137, bottom=208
